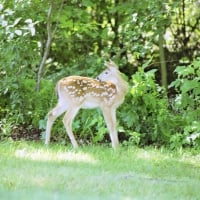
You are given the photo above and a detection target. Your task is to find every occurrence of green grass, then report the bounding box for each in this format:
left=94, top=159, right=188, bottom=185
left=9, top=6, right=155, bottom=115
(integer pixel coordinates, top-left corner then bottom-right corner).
left=0, top=141, right=200, bottom=200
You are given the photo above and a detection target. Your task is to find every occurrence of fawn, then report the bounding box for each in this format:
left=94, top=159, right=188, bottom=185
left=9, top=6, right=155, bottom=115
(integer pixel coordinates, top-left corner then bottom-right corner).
left=45, top=60, right=128, bottom=148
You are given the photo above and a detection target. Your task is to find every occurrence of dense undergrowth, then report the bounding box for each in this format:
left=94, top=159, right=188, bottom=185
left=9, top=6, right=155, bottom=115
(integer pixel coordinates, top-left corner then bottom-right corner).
left=1, top=58, right=200, bottom=150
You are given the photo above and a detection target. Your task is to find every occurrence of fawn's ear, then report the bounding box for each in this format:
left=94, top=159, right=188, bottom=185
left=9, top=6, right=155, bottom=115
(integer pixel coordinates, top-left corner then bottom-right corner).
left=104, top=60, right=118, bottom=70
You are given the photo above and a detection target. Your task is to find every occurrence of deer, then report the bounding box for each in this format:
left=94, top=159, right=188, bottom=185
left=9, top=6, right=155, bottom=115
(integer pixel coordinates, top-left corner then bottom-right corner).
left=45, top=60, right=128, bottom=148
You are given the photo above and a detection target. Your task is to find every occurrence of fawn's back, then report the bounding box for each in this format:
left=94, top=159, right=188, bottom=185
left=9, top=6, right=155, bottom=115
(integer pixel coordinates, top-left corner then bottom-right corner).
left=57, top=76, right=117, bottom=108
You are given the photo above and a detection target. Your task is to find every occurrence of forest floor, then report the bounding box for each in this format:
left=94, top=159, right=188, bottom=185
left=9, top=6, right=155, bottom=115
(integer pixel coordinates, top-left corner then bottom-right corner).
left=0, top=141, right=200, bottom=200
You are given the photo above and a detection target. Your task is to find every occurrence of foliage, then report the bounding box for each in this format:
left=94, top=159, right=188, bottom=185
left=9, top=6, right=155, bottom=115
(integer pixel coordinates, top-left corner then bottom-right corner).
left=119, top=62, right=180, bottom=146
left=169, top=57, right=200, bottom=148
left=0, top=77, right=55, bottom=139
left=0, top=1, right=40, bottom=136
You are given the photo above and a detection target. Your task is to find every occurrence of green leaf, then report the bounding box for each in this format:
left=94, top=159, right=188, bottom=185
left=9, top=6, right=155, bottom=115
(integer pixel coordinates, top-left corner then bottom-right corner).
left=82, top=0, right=94, bottom=7
left=192, top=57, right=200, bottom=69
left=181, top=79, right=199, bottom=93
left=142, top=57, right=153, bottom=69
left=174, top=65, right=195, bottom=77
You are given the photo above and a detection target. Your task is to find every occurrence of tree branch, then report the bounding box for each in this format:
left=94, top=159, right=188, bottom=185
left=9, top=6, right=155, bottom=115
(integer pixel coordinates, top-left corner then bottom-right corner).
left=37, top=1, right=53, bottom=92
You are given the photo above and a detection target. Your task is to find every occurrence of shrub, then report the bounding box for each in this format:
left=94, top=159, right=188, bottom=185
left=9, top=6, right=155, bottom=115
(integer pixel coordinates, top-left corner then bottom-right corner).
left=119, top=65, right=181, bottom=146
left=0, top=78, right=55, bottom=140
left=169, top=57, right=200, bottom=148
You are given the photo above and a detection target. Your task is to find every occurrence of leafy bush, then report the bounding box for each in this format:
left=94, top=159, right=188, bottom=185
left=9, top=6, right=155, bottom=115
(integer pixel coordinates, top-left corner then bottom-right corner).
left=169, top=57, right=200, bottom=148
left=0, top=78, right=55, bottom=139
left=119, top=58, right=200, bottom=149
left=119, top=64, right=181, bottom=146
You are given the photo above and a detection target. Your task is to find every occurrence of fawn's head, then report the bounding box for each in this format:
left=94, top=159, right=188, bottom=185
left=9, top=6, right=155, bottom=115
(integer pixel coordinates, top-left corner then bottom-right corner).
left=97, top=60, right=120, bottom=82
left=97, top=60, right=128, bottom=95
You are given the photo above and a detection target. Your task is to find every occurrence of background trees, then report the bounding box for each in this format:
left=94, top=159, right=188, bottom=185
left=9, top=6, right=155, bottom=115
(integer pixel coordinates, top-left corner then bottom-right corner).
left=0, top=0, right=200, bottom=148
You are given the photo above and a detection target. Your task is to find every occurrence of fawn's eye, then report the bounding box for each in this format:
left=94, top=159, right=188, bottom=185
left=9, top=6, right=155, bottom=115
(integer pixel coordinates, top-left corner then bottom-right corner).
left=105, top=71, right=109, bottom=75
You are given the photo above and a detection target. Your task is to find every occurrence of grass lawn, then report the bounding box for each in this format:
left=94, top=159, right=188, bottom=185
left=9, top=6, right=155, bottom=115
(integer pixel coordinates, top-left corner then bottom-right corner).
left=0, top=141, right=200, bottom=200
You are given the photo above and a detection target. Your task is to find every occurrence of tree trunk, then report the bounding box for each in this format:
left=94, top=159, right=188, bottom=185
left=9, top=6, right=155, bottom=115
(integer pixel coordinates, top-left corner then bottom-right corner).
left=159, top=33, right=167, bottom=91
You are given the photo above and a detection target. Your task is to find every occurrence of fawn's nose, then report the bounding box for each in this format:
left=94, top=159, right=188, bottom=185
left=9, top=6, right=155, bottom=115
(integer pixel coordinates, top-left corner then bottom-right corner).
left=96, top=76, right=101, bottom=81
